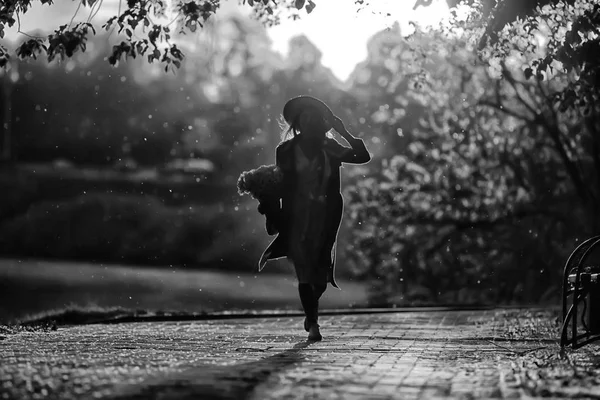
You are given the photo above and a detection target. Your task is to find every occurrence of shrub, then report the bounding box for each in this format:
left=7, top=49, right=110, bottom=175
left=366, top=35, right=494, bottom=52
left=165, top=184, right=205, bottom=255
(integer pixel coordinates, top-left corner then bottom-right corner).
left=0, top=193, right=269, bottom=271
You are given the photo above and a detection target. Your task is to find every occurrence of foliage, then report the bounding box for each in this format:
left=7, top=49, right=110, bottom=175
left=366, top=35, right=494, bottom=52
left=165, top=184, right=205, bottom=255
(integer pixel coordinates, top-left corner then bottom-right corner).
left=0, top=14, right=357, bottom=278
left=344, top=0, right=599, bottom=305
left=1, top=0, right=597, bottom=308
left=1, top=0, right=592, bottom=72
left=0, top=192, right=270, bottom=269
left=0, top=0, right=316, bottom=70
left=8, top=36, right=184, bottom=166
left=483, top=0, right=600, bottom=129
left=3, top=11, right=352, bottom=176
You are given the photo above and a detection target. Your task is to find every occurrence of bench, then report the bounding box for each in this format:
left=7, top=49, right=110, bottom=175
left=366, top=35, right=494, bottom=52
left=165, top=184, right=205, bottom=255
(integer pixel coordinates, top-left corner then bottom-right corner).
left=561, top=235, right=600, bottom=348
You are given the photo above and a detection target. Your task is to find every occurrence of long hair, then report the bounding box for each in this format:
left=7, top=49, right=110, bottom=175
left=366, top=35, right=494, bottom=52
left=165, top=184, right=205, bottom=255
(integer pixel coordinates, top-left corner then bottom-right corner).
left=278, top=115, right=298, bottom=143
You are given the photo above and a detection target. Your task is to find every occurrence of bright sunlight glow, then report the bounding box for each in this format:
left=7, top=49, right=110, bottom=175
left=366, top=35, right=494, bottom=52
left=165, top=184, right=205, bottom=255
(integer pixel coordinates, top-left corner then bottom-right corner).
left=267, top=0, right=450, bottom=81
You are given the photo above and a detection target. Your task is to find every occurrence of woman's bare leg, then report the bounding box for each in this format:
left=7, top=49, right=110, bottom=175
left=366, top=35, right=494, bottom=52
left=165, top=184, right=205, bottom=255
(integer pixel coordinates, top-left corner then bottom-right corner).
left=312, top=283, right=327, bottom=323
left=298, top=283, right=323, bottom=340
left=298, top=283, right=317, bottom=330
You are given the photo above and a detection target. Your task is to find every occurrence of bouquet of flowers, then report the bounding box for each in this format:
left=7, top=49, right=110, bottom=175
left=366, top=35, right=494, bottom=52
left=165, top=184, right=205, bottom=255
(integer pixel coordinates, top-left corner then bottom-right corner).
left=237, top=164, right=285, bottom=235
left=237, top=164, right=284, bottom=201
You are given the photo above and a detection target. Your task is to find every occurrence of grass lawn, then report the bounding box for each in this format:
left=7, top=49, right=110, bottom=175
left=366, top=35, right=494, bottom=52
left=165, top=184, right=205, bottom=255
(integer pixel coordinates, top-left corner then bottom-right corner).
left=0, top=259, right=370, bottom=323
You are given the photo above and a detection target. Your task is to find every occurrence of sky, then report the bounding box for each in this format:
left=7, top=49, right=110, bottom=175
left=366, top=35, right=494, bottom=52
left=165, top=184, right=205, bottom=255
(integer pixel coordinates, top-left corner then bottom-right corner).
left=4, top=0, right=450, bottom=81
left=267, top=0, right=450, bottom=80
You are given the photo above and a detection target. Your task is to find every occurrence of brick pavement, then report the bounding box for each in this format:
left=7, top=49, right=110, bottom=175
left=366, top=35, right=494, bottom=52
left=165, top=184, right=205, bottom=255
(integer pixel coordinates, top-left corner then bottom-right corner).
left=0, top=309, right=571, bottom=400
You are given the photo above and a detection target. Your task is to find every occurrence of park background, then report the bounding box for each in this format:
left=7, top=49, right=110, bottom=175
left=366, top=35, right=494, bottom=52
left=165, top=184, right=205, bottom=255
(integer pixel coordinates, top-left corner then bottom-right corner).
left=0, top=0, right=598, bottom=322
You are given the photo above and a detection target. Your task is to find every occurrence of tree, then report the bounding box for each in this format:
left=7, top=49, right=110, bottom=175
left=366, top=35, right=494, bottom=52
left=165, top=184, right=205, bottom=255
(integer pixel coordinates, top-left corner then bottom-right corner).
left=0, top=0, right=317, bottom=70
left=7, top=31, right=187, bottom=166
left=344, top=0, right=599, bottom=306
left=418, top=0, right=599, bottom=126
left=2, top=0, right=595, bottom=74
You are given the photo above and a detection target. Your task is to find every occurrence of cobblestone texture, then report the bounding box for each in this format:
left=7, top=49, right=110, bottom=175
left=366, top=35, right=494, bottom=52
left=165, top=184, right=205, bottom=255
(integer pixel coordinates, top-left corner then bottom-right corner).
left=0, top=309, right=569, bottom=399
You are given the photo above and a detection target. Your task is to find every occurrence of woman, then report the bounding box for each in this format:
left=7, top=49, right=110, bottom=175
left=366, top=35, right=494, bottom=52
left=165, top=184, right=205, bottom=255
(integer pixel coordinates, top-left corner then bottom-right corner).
left=257, top=95, right=371, bottom=341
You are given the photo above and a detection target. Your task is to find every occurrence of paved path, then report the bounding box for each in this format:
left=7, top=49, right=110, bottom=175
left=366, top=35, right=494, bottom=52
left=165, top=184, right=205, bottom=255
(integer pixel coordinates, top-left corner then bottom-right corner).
left=0, top=309, right=587, bottom=400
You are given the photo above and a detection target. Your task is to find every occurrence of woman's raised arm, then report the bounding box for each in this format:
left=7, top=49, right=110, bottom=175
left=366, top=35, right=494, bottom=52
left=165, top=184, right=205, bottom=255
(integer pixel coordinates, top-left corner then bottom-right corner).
left=329, top=117, right=371, bottom=165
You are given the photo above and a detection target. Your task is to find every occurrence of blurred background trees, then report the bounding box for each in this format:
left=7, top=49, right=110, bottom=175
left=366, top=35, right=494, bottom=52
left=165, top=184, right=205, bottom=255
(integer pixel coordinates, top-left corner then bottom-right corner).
left=346, top=0, right=599, bottom=305
left=0, top=0, right=597, bottom=307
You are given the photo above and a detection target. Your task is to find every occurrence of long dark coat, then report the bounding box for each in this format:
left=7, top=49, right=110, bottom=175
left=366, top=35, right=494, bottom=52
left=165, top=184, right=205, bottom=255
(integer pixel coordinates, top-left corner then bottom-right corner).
left=257, top=134, right=371, bottom=289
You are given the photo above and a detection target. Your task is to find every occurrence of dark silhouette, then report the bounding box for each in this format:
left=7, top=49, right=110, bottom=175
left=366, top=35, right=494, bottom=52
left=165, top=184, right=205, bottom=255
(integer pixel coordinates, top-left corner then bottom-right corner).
left=258, top=96, right=371, bottom=341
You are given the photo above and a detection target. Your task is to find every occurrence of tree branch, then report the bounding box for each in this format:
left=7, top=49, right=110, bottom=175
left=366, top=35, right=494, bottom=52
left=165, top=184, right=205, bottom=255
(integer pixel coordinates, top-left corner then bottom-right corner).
left=484, top=68, right=591, bottom=205
left=499, top=125, right=531, bottom=191
left=88, top=0, right=104, bottom=23
left=535, top=75, right=582, bottom=167
left=479, top=99, right=533, bottom=122
left=16, top=12, right=44, bottom=40
left=69, top=1, right=83, bottom=27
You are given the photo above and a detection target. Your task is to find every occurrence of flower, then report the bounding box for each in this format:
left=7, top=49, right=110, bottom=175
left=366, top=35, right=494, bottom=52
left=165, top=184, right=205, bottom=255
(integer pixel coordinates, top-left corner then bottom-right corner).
left=237, top=164, right=284, bottom=201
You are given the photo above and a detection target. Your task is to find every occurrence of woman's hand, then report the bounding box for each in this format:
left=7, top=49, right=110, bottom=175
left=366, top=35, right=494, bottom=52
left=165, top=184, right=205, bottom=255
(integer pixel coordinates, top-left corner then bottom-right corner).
left=332, top=116, right=358, bottom=142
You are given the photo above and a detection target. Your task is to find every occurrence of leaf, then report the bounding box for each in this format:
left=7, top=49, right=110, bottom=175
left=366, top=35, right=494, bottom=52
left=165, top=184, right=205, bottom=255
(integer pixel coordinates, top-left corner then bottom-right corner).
left=294, top=0, right=305, bottom=9
left=306, top=0, right=316, bottom=13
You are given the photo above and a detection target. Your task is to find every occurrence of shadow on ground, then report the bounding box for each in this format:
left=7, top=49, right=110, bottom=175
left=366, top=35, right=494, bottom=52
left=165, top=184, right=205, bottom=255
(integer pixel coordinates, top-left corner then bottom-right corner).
left=106, top=341, right=313, bottom=400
